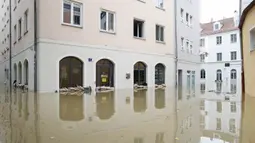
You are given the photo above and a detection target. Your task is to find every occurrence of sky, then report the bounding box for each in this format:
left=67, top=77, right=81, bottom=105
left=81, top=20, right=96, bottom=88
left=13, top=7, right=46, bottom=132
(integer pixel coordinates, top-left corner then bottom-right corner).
left=200, top=0, right=240, bottom=23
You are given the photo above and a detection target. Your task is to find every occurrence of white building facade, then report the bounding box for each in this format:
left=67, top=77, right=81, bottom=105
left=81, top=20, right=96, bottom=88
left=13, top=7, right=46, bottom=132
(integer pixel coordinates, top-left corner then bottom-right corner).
left=176, top=0, right=201, bottom=101
left=200, top=16, right=242, bottom=96
left=0, top=0, right=179, bottom=93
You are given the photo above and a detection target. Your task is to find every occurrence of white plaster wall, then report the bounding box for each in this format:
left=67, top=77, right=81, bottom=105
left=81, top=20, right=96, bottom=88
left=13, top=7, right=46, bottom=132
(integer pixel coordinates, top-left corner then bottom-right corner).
left=201, top=30, right=241, bottom=63
left=37, top=39, right=175, bottom=93
left=203, top=100, right=241, bottom=136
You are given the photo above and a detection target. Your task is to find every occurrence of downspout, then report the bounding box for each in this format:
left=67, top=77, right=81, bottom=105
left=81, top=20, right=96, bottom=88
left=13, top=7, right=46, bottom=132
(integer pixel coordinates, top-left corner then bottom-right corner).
left=173, top=0, right=178, bottom=142
left=34, top=0, right=38, bottom=92
left=9, top=0, right=12, bottom=93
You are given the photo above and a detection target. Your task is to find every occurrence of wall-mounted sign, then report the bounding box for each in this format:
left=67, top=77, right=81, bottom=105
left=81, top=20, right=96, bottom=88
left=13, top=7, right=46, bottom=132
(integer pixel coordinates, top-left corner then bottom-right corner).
left=88, top=58, right=93, bottom=62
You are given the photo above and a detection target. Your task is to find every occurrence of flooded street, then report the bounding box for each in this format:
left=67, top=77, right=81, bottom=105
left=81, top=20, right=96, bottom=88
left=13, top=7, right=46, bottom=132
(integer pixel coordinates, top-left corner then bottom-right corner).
left=0, top=87, right=251, bottom=143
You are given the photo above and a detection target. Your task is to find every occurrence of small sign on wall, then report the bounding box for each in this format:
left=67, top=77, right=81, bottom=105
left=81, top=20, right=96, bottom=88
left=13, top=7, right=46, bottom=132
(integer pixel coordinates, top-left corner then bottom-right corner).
left=126, top=73, right=130, bottom=79
left=88, top=58, right=93, bottom=62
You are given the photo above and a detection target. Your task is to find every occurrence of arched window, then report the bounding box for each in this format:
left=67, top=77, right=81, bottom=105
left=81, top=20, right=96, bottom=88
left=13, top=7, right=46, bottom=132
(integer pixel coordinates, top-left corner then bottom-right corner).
left=18, top=62, right=22, bottom=84
left=24, top=59, right=29, bottom=85
left=155, top=63, right=165, bottom=85
left=96, top=59, right=114, bottom=87
left=59, top=56, right=83, bottom=88
left=231, top=69, right=237, bottom=79
left=200, top=69, right=206, bottom=79
left=216, top=69, right=222, bottom=81
left=134, top=62, right=147, bottom=85
left=14, top=63, right=17, bottom=81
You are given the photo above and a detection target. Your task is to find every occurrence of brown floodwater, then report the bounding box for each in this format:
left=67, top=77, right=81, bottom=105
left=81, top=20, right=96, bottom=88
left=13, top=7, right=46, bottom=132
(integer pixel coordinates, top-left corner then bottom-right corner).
left=0, top=87, right=251, bottom=143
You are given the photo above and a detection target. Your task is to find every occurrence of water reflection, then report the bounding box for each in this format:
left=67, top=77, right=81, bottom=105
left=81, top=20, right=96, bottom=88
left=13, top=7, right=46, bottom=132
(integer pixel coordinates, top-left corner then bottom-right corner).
left=0, top=86, right=247, bottom=143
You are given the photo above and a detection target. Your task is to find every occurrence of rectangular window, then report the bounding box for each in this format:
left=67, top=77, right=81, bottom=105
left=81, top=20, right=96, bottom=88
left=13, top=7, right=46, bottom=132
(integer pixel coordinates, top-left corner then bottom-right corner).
left=200, top=83, right=205, bottom=93
left=189, top=15, right=193, bottom=27
left=187, top=71, right=191, bottom=95
left=217, top=53, right=222, bottom=61
left=200, top=100, right=205, bottom=110
left=230, top=102, right=237, bottom=112
left=200, top=39, right=205, bottom=47
left=217, top=102, right=222, bottom=113
left=186, top=13, right=189, bottom=24
left=200, top=54, right=205, bottom=62
left=180, top=8, right=184, bottom=21
left=181, top=37, right=184, bottom=50
left=231, top=51, right=237, bottom=60
left=229, top=119, right=236, bottom=133
left=156, top=25, right=164, bottom=42
left=14, top=25, right=17, bottom=43
left=24, top=10, right=28, bottom=33
left=18, top=18, right=22, bottom=40
left=156, top=0, right=164, bottom=8
left=186, top=40, right=189, bottom=53
left=250, top=29, right=255, bottom=50
left=191, top=71, right=195, bottom=94
left=190, top=42, right=193, bottom=54
left=200, top=115, right=205, bottom=129
left=216, top=36, right=222, bottom=45
left=100, top=10, right=115, bottom=32
left=133, top=19, right=144, bottom=38
left=231, top=34, right=237, bottom=43
left=216, top=118, right=221, bottom=130
left=63, top=0, right=82, bottom=26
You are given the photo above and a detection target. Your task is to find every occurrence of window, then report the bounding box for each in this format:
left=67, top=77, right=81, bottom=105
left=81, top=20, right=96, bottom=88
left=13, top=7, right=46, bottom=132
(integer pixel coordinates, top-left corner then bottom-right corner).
left=214, top=23, right=220, bottom=30
left=181, top=37, right=184, bottom=50
left=231, top=69, right=237, bottom=79
left=190, top=43, right=193, bottom=54
left=216, top=102, right=222, bottom=113
left=200, top=39, right=205, bottom=47
left=186, top=40, right=189, bottom=53
left=231, top=34, right=237, bottom=43
left=200, top=69, right=206, bottom=79
left=14, top=25, right=17, bottom=43
left=189, top=15, right=193, bottom=27
left=200, top=54, right=205, bottom=62
left=216, top=36, right=222, bottom=45
left=200, top=84, right=205, bottom=94
left=187, top=71, right=191, bottom=95
left=156, top=25, right=164, bottom=42
left=180, top=8, right=184, bottom=21
left=200, top=100, right=205, bottom=110
left=231, top=83, right=237, bottom=93
left=63, top=0, right=82, bottom=26
left=186, top=13, right=189, bottom=24
left=229, top=119, right=236, bottom=133
left=216, top=118, right=221, bottom=130
left=100, top=10, right=115, bottom=32
left=216, top=69, right=222, bottom=81
left=133, top=19, right=144, bottom=38
left=156, top=0, right=164, bottom=9
left=216, top=53, right=222, bottom=61
left=250, top=28, right=255, bottom=50
left=200, top=115, right=205, bottom=129
left=18, top=18, right=22, bottom=40
left=230, top=102, right=236, bottom=112
left=231, top=51, right=237, bottom=60
left=24, top=10, right=28, bottom=33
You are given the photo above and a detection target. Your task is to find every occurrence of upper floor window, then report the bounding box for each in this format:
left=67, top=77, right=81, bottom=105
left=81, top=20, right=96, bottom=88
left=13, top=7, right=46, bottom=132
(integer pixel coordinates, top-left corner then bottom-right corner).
left=231, top=51, right=237, bottom=60
left=200, top=38, right=205, bottom=47
left=231, top=34, right=237, bottom=43
left=214, top=23, right=220, bottom=31
left=186, top=13, right=189, bottom=24
left=189, top=15, right=193, bottom=27
left=100, top=10, right=115, bottom=33
left=216, top=53, right=222, bottom=61
left=229, top=119, right=236, bottom=133
left=250, top=28, right=255, bottom=51
left=216, top=101, right=222, bottom=113
left=18, top=18, right=22, bottom=40
left=216, top=118, right=221, bottom=130
left=230, top=102, right=237, bottom=112
left=186, top=40, right=189, bottom=53
left=231, top=69, right=237, bottom=79
left=180, top=8, right=184, bottom=21
left=200, top=69, right=206, bottom=79
left=200, top=54, right=205, bottom=62
left=181, top=37, right=184, bottom=50
left=156, top=25, right=164, bottom=42
left=63, top=0, right=82, bottom=26
left=14, top=25, right=17, bottom=43
left=216, top=36, right=222, bottom=45
left=156, top=0, right=164, bottom=9
left=133, top=19, right=144, bottom=38
left=216, top=69, right=222, bottom=81
left=24, top=9, right=28, bottom=34
left=190, top=43, right=193, bottom=54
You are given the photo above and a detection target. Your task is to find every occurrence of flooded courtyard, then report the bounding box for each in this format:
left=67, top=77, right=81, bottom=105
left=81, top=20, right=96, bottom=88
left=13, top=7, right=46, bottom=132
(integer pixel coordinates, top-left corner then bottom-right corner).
left=0, top=87, right=253, bottom=143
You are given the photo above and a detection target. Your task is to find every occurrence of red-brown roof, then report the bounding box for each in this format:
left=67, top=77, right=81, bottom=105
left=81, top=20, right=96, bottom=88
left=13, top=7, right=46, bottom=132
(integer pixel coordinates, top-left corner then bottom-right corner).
left=239, top=0, right=255, bottom=29
left=200, top=17, right=238, bottom=36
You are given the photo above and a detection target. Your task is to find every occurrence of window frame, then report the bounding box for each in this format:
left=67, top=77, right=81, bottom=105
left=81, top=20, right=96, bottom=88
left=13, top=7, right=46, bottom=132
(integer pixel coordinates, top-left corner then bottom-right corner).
left=216, top=36, right=222, bottom=45
left=62, top=0, right=83, bottom=27
left=216, top=53, right=222, bottom=61
left=24, top=9, right=29, bottom=34
left=249, top=27, right=255, bottom=51
left=200, top=38, right=205, bottom=47
left=133, top=18, right=145, bottom=39
left=156, top=0, right=164, bottom=9
left=100, top=9, right=116, bottom=33
left=181, top=37, right=184, bottom=50
left=230, top=51, right=237, bottom=60
left=155, top=24, right=165, bottom=42
left=18, top=18, right=22, bottom=40
left=230, top=34, right=237, bottom=43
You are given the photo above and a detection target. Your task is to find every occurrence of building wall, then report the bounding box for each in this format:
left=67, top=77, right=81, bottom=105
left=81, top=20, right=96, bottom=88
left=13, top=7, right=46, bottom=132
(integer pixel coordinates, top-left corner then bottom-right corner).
left=37, top=40, right=175, bottom=92
left=200, top=29, right=242, bottom=95
left=242, top=6, right=255, bottom=97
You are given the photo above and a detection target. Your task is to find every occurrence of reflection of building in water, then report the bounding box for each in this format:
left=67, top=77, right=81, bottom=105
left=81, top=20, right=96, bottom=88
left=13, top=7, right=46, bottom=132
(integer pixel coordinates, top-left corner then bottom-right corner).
left=95, top=91, right=115, bottom=120
left=200, top=98, right=241, bottom=143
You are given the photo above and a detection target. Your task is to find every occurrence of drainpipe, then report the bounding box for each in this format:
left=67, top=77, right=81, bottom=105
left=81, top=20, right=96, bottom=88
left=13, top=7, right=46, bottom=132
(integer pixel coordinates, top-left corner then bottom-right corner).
left=9, top=0, right=12, bottom=93
left=173, top=0, right=178, bottom=142
left=34, top=0, right=38, bottom=92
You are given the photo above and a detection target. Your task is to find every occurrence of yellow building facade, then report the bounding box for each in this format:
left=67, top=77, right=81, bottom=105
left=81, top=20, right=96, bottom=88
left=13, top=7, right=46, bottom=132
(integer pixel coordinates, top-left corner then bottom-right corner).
left=240, top=1, right=255, bottom=97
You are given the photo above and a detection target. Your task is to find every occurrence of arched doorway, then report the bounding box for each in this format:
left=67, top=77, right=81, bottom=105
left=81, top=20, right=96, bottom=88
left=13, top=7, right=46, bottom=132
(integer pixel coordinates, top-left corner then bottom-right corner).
left=14, top=63, right=17, bottom=81
left=134, top=61, right=147, bottom=85
left=59, top=56, right=83, bottom=88
left=155, top=63, right=165, bottom=85
left=18, top=62, right=22, bottom=84
left=23, top=59, right=29, bottom=85
left=96, top=59, right=114, bottom=87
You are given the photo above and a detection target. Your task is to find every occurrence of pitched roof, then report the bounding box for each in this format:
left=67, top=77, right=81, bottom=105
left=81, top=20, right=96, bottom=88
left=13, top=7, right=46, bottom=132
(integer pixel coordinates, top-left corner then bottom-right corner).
left=200, top=17, right=238, bottom=36
left=239, top=0, right=255, bottom=29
